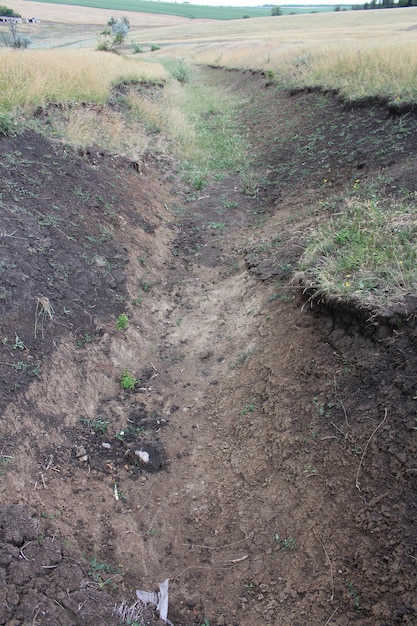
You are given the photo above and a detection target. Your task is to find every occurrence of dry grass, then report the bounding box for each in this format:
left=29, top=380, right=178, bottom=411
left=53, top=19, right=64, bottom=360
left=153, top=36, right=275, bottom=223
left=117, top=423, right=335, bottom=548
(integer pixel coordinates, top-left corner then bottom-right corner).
left=142, top=7, right=417, bottom=104
left=0, top=49, right=167, bottom=111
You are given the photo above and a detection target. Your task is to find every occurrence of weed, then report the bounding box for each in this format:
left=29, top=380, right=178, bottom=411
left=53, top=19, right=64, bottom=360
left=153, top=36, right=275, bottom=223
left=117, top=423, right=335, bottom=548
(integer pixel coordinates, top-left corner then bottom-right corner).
left=88, top=554, right=113, bottom=587
left=0, top=110, right=15, bottom=136
left=132, top=295, right=142, bottom=306
left=345, top=580, right=362, bottom=612
left=119, top=371, right=140, bottom=391
left=0, top=455, right=13, bottom=475
left=303, top=464, right=317, bottom=477
left=13, top=334, right=25, bottom=350
left=149, top=527, right=160, bottom=537
left=265, top=69, right=275, bottom=85
left=131, top=42, right=144, bottom=54
left=274, top=534, right=296, bottom=551
left=351, top=445, right=362, bottom=456
left=308, top=422, right=319, bottom=440
left=116, top=313, right=129, bottom=330
left=201, top=619, right=210, bottom=626
left=312, top=397, right=333, bottom=418
left=240, top=402, right=255, bottom=415
left=231, top=346, right=254, bottom=368
left=208, top=221, right=226, bottom=230
left=139, top=279, right=155, bottom=292
left=172, top=62, right=190, bottom=84
left=85, top=418, right=109, bottom=436
left=76, top=333, right=93, bottom=348
left=12, top=361, right=30, bottom=371
left=150, top=44, right=160, bottom=51
left=137, top=255, right=147, bottom=266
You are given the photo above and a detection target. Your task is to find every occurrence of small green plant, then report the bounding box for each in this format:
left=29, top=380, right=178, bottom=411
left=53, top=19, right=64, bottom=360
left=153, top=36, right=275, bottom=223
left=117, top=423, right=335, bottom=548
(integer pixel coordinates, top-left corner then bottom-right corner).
left=76, top=333, right=93, bottom=348
left=150, top=43, right=160, bottom=51
left=274, top=534, right=296, bottom=551
left=0, top=454, right=13, bottom=475
left=0, top=110, right=15, bottom=136
left=119, top=371, right=140, bottom=391
left=240, top=402, right=255, bottom=415
left=303, top=464, right=317, bottom=477
left=265, top=69, right=275, bottom=85
left=201, top=619, right=210, bottom=626
left=345, top=580, right=362, bottom=611
left=88, top=554, right=113, bottom=586
left=149, top=527, right=160, bottom=537
left=139, top=279, right=155, bottom=293
left=116, top=313, right=129, bottom=330
left=91, top=419, right=109, bottom=435
left=208, top=221, right=226, bottom=230
left=172, top=62, right=190, bottom=84
left=13, top=334, right=25, bottom=350
left=131, top=42, right=144, bottom=53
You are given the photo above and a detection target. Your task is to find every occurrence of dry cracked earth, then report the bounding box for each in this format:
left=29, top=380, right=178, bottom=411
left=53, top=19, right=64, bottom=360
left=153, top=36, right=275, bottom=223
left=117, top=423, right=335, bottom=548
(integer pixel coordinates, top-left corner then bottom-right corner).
left=0, top=68, right=416, bottom=625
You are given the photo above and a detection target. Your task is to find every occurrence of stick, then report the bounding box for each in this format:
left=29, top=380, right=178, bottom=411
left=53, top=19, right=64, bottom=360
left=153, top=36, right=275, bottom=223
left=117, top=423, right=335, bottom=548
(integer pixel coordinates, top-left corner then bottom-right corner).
left=356, top=408, right=387, bottom=491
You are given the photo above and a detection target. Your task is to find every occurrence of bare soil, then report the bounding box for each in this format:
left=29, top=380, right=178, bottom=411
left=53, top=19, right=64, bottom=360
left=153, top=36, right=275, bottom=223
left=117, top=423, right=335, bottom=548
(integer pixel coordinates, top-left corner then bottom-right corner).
left=0, top=68, right=416, bottom=626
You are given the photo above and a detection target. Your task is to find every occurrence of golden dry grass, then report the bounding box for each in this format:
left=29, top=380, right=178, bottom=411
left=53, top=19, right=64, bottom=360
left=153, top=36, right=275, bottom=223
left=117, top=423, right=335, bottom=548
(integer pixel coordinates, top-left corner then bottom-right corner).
left=0, top=48, right=167, bottom=111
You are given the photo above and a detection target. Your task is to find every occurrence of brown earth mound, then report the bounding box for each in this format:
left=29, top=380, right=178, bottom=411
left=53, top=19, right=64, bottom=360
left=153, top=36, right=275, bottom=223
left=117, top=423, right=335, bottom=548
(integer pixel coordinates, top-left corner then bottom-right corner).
left=0, top=68, right=416, bottom=625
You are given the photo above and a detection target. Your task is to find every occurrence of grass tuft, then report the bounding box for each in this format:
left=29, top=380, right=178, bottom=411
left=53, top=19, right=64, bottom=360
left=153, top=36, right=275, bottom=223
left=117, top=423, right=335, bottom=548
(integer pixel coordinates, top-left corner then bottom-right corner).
left=298, top=195, right=417, bottom=311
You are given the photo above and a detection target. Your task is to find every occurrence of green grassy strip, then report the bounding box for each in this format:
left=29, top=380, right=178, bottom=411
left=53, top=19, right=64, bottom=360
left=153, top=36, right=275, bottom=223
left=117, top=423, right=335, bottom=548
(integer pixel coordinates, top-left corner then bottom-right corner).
left=299, top=195, right=417, bottom=311
left=27, top=0, right=271, bottom=20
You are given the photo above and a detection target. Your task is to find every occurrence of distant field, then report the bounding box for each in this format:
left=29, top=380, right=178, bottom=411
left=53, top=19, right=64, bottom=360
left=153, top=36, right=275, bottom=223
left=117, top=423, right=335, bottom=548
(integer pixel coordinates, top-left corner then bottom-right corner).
left=14, top=0, right=349, bottom=20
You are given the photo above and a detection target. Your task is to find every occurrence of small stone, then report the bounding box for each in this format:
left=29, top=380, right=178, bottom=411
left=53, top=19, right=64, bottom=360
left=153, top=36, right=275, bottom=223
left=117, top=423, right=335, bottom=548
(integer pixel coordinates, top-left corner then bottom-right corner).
left=102, top=442, right=111, bottom=449
left=79, top=455, right=89, bottom=462
left=135, top=450, right=150, bottom=464
left=75, top=446, right=87, bottom=458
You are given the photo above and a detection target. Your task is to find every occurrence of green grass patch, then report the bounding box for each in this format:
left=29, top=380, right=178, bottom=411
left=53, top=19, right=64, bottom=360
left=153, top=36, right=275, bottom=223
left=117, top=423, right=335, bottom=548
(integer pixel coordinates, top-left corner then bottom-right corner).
left=299, top=196, right=417, bottom=311
left=27, top=0, right=276, bottom=20
left=160, top=66, right=250, bottom=188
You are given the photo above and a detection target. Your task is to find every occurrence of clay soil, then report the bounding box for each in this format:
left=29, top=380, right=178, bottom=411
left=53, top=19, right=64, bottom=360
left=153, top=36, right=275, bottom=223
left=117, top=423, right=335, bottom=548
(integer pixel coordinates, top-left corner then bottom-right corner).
left=0, top=68, right=416, bottom=626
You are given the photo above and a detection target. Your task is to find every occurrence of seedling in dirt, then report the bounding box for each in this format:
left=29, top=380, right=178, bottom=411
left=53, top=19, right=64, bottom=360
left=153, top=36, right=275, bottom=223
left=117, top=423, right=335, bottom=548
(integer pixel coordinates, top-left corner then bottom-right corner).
left=231, top=346, right=254, bottom=368
left=13, top=334, right=25, bottom=350
left=351, top=445, right=362, bottom=456
left=119, top=371, right=140, bottom=391
left=139, top=279, right=155, bottom=292
left=149, top=527, right=160, bottom=537
left=88, top=554, right=113, bottom=587
left=90, top=419, right=109, bottom=435
left=308, top=422, right=319, bottom=440
left=201, top=619, right=210, bottom=626
left=274, top=534, right=296, bottom=551
left=0, top=455, right=13, bottom=475
left=76, top=333, right=93, bottom=348
left=208, top=221, right=226, bottom=230
left=132, top=295, right=142, bottom=306
left=303, top=464, right=317, bottom=477
left=345, top=580, right=362, bottom=612
left=116, top=313, right=129, bottom=330
left=312, top=397, right=334, bottom=418
left=240, top=402, right=255, bottom=415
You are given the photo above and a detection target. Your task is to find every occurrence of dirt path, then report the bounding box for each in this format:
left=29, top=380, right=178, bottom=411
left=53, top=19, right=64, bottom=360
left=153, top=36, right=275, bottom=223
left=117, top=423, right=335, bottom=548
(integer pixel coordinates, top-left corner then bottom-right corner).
left=0, top=69, right=416, bottom=625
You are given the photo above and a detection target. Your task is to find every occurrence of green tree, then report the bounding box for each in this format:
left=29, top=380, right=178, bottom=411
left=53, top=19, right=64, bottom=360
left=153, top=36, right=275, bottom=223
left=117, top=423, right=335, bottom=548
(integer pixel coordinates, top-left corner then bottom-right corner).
left=0, top=5, right=21, bottom=17
left=96, top=15, right=130, bottom=51
left=271, top=6, right=283, bottom=15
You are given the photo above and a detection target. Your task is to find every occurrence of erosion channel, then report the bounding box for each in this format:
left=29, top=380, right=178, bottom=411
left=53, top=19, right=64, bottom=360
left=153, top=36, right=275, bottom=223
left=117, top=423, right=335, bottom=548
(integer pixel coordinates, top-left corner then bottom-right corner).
left=0, top=68, right=416, bottom=626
